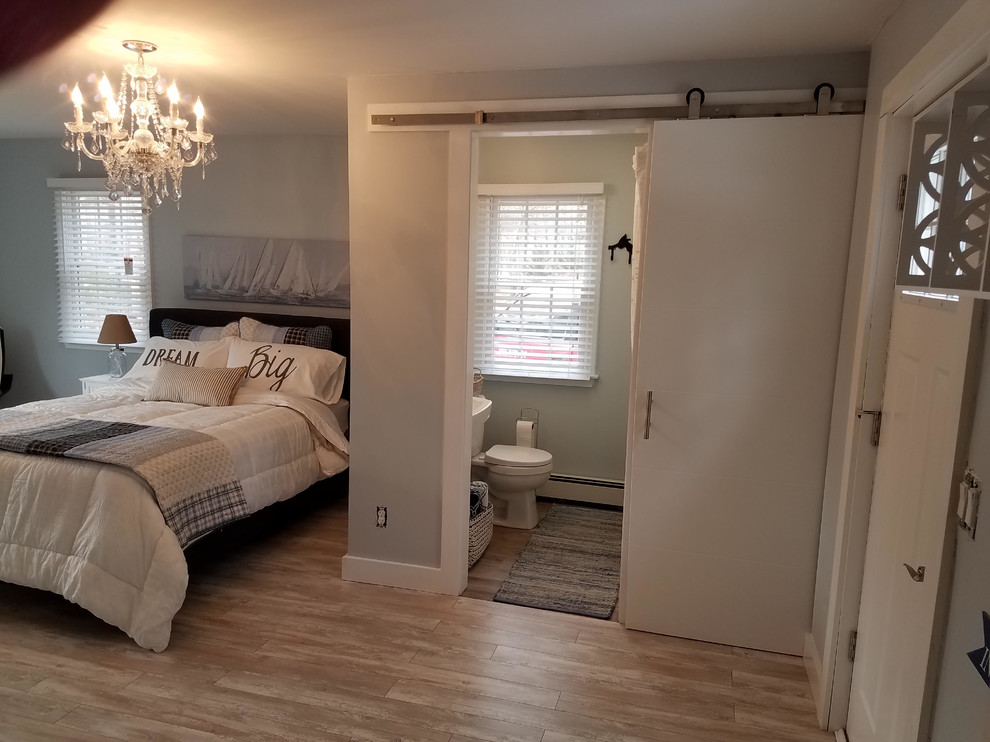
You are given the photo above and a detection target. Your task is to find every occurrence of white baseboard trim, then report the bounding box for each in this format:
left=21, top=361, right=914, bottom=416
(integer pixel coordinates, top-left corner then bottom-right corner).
left=540, top=477, right=624, bottom=507
left=804, top=632, right=826, bottom=727
left=341, top=554, right=460, bottom=595
left=835, top=729, right=848, bottom=742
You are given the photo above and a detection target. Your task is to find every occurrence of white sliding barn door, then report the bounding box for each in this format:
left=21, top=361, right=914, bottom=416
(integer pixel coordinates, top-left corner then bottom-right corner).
left=846, top=294, right=975, bottom=742
left=623, top=116, right=863, bottom=654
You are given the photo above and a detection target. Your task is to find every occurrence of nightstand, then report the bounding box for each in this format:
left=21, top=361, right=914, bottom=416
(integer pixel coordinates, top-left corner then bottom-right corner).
left=80, top=374, right=120, bottom=394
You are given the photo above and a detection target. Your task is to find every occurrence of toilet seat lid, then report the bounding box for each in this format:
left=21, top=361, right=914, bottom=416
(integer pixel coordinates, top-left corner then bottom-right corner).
left=485, top=444, right=552, bottom=467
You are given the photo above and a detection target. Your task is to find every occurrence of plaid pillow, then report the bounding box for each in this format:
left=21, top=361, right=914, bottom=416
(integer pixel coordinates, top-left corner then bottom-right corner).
left=238, top=316, right=332, bottom=350
left=161, top=318, right=239, bottom=341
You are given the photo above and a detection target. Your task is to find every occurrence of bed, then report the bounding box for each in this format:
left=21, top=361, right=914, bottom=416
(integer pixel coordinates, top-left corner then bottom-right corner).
left=0, top=308, right=350, bottom=651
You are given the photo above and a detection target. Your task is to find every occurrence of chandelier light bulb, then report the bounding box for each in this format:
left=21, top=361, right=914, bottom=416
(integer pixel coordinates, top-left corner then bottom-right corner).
left=167, top=81, right=180, bottom=121
left=70, top=84, right=84, bottom=125
left=98, top=74, right=114, bottom=101
left=61, top=40, right=216, bottom=213
left=194, top=97, right=205, bottom=133
left=106, top=96, right=121, bottom=122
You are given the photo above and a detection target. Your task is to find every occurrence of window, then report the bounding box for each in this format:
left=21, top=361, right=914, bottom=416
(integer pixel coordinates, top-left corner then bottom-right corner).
left=474, top=183, right=605, bottom=384
left=49, top=179, right=152, bottom=345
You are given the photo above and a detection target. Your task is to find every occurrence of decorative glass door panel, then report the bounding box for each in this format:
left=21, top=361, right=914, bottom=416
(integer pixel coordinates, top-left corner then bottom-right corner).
left=897, top=67, right=990, bottom=294
left=896, top=119, right=948, bottom=287
left=934, top=91, right=990, bottom=290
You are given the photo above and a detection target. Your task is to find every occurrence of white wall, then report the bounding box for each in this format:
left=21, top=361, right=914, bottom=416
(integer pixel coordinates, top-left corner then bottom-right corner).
left=345, top=102, right=451, bottom=570
left=0, top=135, right=348, bottom=407
left=477, top=133, right=646, bottom=483
left=345, top=52, right=870, bottom=585
left=807, top=0, right=982, bottom=729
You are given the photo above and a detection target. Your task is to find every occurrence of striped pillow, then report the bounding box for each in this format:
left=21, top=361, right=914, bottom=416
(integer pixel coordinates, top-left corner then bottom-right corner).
left=144, top=361, right=248, bottom=407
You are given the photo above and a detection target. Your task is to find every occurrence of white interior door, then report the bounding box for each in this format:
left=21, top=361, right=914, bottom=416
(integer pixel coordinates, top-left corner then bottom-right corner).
left=846, top=293, right=975, bottom=742
left=623, top=115, right=863, bottom=654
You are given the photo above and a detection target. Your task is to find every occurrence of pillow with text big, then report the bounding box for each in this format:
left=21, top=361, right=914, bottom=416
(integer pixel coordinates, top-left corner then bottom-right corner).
left=123, top=336, right=234, bottom=380
left=226, top=338, right=346, bottom=404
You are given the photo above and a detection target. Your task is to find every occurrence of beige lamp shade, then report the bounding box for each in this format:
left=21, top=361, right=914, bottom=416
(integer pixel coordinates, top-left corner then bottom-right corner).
left=97, top=314, right=136, bottom=346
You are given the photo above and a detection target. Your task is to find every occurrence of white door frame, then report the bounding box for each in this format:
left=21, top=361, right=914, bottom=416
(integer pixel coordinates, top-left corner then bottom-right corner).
left=814, top=107, right=911, bottom=730
left=815, top=3, right=990, bottom=729
left=443, top=119, right=648, bottom=595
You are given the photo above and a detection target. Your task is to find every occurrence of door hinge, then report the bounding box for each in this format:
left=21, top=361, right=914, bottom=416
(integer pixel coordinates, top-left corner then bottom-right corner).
left=896, top=173, right=908, bottom=211
left=857, top=409, right=883, bottom=447
left=848, top=630, right=858, bottom=662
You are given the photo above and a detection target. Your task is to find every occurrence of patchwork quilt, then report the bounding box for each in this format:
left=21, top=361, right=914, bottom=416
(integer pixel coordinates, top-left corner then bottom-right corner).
left=0, top=412, right=248, bottom=548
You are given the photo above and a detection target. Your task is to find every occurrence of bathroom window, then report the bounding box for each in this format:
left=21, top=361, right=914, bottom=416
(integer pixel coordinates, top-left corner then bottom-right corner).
left=50, top=179, right=152, bottom=346
left=474, top=183, right=605, bottom=385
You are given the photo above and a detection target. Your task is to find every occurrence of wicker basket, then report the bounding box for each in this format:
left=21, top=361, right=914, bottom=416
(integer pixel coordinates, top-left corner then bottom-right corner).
left=472, top=368, right=484, bottom=396
left=468, top=502, right=494, bottom=567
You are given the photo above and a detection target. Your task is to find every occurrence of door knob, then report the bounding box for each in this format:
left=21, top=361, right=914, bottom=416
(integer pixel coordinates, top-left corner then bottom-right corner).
left=903, top=563, right=926, bottom=582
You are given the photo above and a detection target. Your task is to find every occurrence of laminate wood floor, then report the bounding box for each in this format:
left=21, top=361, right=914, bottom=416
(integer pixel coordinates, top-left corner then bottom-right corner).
left=464, top=500, right=553, bottom=602
left=0, top=494, right=831, bottom=742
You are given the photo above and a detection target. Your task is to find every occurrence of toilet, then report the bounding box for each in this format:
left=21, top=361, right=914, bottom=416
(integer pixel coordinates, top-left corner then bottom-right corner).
left=471, top=397, right=553, bottom=529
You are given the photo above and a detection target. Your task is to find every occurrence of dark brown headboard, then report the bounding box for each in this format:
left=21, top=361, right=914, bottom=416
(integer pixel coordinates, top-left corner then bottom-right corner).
left=149, top=308, right=350, bottom=399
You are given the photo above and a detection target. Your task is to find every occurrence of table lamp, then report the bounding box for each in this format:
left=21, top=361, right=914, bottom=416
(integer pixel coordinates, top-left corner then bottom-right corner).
left=97, top=314, right=136, bottom=378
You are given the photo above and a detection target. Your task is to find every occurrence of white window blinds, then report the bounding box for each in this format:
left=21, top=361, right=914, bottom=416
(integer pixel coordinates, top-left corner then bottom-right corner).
left=474, top=184, right=605, bottom=383
left=51, top=181, right=151, bottom=345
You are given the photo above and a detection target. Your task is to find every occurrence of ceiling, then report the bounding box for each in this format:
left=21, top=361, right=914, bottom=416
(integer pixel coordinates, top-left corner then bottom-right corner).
left=0, top=0, right=902, bottom=138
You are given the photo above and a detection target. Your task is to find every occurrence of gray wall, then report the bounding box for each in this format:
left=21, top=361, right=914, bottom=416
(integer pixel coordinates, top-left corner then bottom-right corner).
left=0, top=139, right=104, bottom=406
left=477, top=133, right=646, bottom=482
left=810, top=0, right=971, bottom=667
left=0, top=135, right=348, bottom=407
left=347, top=52, right=870, bottom=572
left=931, top=301, right=990, bottom=741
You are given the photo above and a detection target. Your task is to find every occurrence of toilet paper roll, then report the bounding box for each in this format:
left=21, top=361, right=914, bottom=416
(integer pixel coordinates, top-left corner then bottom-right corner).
left=516, top=419, right=535, bottom=448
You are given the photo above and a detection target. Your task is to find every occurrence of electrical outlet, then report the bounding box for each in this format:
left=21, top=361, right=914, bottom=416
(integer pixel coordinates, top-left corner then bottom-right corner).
left=376, top=506, right=387, bottom=528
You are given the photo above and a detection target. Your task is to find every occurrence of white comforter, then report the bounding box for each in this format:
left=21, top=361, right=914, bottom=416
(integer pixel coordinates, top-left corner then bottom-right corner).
left=0, top=379, right=348, bottom=651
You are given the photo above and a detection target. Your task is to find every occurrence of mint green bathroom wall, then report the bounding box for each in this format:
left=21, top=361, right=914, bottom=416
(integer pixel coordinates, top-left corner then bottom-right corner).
left=477, top=133, right=646, bottom=482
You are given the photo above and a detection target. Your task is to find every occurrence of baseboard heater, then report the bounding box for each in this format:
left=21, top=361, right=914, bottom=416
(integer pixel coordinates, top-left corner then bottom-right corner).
left=549, top=474, right=623, bottom=489
left=540, top=474, right=624, bottom=507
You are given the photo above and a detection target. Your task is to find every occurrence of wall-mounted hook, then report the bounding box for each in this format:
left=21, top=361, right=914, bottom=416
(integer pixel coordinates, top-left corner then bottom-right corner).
left=608, top=234, right=633, bottom=265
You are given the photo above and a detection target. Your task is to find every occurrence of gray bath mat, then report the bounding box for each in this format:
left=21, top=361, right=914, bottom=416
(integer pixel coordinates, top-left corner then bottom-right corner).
left=493, top=503, right=622, bottom=619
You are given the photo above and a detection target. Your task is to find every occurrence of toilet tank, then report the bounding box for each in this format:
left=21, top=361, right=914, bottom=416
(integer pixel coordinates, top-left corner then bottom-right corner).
left=471, top=396, right=492, bottom=456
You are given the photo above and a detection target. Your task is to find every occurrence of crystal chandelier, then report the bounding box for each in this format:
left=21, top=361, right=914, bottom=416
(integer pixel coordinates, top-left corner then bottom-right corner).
left=63, top=40, right=216, bottom=214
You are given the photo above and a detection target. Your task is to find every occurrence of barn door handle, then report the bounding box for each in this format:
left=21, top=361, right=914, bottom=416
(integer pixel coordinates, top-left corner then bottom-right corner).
left=903, top=563, right=926, bottom=582
left=644, top=391, right=654, bottom=440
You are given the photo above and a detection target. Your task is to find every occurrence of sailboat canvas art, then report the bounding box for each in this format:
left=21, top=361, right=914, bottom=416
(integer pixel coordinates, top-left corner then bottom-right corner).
left=183, top=236, right=349, bottom=308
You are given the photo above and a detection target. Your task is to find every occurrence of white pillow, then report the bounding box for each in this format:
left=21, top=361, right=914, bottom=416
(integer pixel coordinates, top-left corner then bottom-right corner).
left=226, top=338, right=346, bottom=403
left=124, top=336, right=234, bottom=380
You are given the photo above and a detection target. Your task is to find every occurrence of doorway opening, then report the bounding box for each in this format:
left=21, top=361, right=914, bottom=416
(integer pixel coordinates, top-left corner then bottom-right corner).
left=463, top=129, right=646, bottom=621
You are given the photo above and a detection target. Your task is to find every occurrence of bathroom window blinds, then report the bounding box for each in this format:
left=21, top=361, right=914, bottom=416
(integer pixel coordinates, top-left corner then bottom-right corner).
left=474, top=183, right=605, bottom=384
left=50, top=180, right=151, bottom=345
